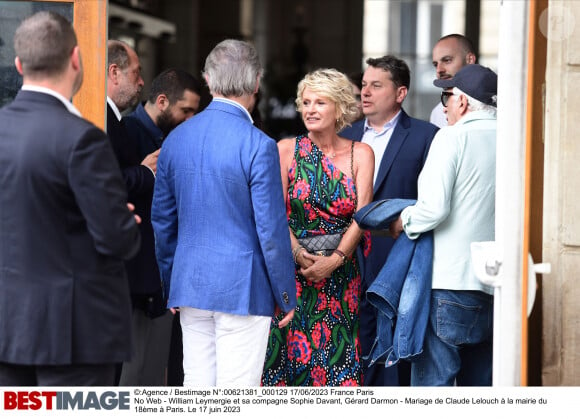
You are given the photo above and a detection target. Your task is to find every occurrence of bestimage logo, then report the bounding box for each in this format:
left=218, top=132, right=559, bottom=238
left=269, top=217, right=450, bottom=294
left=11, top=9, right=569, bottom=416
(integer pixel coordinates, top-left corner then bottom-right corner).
left=3, top=391, right=130, bottom=410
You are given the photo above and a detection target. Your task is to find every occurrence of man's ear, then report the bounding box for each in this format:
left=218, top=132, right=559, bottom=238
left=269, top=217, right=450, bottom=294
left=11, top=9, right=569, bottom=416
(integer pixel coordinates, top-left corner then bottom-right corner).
left=253, top=77, right=260, bottom=94
left=396, top=85, right=408, bottom=104
left=70, top=46, right=81, bottom=71
left=14, top=57, right=23, bottom=75
left=458, top=94, right=470, bottom=115
left=466, top=53, right=476, bottom=65
left=107, top=62, right=119, bottom=82
left=156, top=94, right=169, bottom=111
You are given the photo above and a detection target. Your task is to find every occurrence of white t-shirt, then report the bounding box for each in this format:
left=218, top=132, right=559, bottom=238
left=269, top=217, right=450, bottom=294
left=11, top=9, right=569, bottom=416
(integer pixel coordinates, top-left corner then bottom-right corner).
left=429, top=102, right=447, bottom=128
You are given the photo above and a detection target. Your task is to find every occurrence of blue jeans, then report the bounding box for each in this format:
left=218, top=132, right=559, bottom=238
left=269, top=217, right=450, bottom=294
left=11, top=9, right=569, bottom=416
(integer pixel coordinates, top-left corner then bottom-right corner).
left=411, top=289, right=494, bottom=386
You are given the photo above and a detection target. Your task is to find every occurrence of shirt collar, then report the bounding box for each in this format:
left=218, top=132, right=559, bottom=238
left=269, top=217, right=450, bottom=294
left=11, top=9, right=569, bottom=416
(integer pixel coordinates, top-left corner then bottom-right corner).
left=212, top=97, right=254, bottom=123
left=134, top=102, right=164, bottom=141
left=364, top=110, right=402, bottom=134
left=22, top=85, right=81, bottom=117
left=107, top=96, right=122, bottom=121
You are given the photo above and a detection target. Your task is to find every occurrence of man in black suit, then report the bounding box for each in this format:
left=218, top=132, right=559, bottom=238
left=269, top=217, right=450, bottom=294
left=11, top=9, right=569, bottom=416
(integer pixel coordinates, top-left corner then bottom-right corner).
left=106, top=40, right=163, bottom=385
left=119, top=69, right=201, bottom=386
left=341, top=56, right=438, bottom=386
left=0, top=11, right=141, bottom=386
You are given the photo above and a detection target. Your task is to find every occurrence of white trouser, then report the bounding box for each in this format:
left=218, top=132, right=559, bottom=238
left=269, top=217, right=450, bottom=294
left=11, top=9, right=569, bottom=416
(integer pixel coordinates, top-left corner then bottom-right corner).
left=179, top=307, right=271, bottom=386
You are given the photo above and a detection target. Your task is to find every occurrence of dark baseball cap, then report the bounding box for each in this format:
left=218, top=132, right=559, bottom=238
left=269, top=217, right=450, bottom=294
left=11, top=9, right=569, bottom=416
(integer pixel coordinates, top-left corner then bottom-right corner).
left=434, top=64, right=497, bottom=107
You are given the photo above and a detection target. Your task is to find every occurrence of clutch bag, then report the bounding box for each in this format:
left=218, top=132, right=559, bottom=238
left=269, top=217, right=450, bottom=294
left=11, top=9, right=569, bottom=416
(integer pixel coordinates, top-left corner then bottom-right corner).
left=298, top=233, right=342, bottom=256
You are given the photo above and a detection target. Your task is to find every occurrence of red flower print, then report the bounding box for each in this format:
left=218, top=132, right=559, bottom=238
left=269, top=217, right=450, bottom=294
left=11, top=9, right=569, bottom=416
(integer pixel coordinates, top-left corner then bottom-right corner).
left=296, top=281, right=303, bottom=298
left=316, top=294, right=328, bottom=311
left=303, top=203, right=317, bottom=221
left=330, top=297, right=342, bottom=319
left=330, top=197, right=354, bottom=217
left=362, top=231, right=372, bottom=257
left=313, top=279, right=326, bottom=290
left=341, top=176, right=356, bottom=197
left=298, top=137, right=312, bottom=157
left=321, top=158, right=340, bottom=180
left=344, top=279, right=360, bottom=312
left=292, top=179, right=310, bottom=201
left=312, top=321, right=331, bottom=349
left=311, top=366, right=327, bottom=386
left=288, top=330, right=312, bottom=364
left=340, top=378, right=358, bottom=387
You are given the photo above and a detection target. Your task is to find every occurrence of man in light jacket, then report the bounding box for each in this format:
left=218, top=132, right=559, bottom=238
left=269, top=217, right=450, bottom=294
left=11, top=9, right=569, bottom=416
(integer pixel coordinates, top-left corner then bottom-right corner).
left=391, top=64, right=498, bottom=386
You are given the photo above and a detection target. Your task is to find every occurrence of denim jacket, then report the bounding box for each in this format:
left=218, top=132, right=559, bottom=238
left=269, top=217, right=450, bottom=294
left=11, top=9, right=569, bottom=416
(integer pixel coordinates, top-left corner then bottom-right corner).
left=354, top=199, right=433, bottom=367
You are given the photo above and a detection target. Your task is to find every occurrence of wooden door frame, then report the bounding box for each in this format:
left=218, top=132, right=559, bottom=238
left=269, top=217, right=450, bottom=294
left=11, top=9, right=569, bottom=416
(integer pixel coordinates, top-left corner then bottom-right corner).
left=37, top=0, right=107, bottom=129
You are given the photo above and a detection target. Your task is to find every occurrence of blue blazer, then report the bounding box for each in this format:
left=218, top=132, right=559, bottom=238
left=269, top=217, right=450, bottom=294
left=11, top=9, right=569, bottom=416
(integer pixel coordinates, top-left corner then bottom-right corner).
left=152, top=99, right=297, bottom=316
left=341, top=110, right=438, bottom=286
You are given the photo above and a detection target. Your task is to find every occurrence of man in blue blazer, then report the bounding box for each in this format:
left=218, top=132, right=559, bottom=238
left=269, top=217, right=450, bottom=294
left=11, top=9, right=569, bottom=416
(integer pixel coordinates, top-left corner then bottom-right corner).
left=152, top=39, right=297, bottom=386
left=0, top=11, right=141, bottom=386
left=341, top=55, right=438, bottom=386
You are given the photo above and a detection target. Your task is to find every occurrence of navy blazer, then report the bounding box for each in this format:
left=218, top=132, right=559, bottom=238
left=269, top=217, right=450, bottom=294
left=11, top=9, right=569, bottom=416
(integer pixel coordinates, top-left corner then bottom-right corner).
left=107, top=104, right=160, bottom=298
left=341, top=110, right=438, bottom=286
left=0, top=91, right=140, bottom=365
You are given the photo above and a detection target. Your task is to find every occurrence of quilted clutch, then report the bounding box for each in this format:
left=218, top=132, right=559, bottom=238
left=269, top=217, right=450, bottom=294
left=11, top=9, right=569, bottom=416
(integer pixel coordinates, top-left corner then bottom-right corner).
left=298, top=233, right=342, bottom=256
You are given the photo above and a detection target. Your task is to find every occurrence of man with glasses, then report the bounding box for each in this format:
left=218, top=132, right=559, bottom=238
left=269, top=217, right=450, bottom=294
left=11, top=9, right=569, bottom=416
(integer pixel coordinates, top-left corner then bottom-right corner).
left=430, top=34, right=477, bottom=128
left=390, top=64, right=498, bottom=386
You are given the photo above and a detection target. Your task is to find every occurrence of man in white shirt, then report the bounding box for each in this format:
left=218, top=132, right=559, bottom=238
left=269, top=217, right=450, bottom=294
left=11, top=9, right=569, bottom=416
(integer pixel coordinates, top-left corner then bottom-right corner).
left=341, top=55, right=438, bottom=386
left=391, top=64, right=498, bottom=386
left=430, top=34, right=477, bottom=128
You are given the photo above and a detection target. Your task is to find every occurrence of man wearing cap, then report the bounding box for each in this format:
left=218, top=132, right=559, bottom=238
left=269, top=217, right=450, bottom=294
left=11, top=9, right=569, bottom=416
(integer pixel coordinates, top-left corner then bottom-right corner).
left=390, top=64, right=498, bottom=386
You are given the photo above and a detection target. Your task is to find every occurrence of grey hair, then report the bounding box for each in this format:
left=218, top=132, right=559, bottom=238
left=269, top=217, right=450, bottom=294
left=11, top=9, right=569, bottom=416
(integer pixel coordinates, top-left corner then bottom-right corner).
left=453, top=87, right=497, bottom=117
left=202, top=39, right=262, bottom=97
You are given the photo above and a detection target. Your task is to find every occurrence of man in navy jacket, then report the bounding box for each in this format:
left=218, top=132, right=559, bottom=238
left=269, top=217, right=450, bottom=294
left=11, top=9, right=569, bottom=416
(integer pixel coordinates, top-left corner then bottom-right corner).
left=0, top=11, right=140, bottom=386
left=119, top=68, right=201, bottom=386
left=341, top=55, right=438, bottom=386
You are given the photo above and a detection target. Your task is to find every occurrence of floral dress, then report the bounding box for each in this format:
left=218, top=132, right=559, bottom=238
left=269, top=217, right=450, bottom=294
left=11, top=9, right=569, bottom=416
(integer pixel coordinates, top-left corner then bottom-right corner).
left=262, top=135, right=368, bottom=386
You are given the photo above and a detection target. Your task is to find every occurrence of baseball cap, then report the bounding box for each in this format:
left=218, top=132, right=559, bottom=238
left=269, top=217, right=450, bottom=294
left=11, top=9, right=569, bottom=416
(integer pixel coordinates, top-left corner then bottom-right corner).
left=434, top=64, right=497, bottom=107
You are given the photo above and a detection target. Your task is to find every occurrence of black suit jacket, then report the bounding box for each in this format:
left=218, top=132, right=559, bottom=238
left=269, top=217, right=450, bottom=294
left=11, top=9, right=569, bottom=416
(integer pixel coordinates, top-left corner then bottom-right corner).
left=106, top=104, right=161, bottom=304
left=0, top=91, right=140, bottom=365
left=341, top=109, right=438, bottom=285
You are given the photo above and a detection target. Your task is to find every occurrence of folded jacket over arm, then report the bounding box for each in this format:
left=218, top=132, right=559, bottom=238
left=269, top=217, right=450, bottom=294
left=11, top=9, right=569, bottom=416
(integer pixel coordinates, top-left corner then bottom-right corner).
left=354, top=199, right=433, bottom=367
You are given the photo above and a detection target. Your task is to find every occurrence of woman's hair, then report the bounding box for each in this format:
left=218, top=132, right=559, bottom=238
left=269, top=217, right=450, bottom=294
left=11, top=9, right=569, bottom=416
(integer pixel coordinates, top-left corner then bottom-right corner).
left=295, top=68, right=359, bottom=132
left=202, top=39, right=262, bottom=97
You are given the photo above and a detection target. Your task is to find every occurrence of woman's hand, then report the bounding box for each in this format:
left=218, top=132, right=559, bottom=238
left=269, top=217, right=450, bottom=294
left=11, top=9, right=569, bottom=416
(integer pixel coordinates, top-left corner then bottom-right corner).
left=278, top=308, right=295, bottom=328
left=295, top=248, right=314, bottom=269
left=299, top=252, right=342, bottom=283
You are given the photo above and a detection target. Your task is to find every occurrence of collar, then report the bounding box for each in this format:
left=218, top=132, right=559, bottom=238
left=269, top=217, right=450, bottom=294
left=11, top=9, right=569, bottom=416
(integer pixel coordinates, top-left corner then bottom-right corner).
left=455, top=109, right=497, bottom=126
left=22, top=85, right=81, bottom=117
left=212, top=97, right=254, bottom=123
left=107, top=96, right=122, bottom=121
left=364, top=110, right=402, bottom=133
left=133, top=103, right=164, bottom=141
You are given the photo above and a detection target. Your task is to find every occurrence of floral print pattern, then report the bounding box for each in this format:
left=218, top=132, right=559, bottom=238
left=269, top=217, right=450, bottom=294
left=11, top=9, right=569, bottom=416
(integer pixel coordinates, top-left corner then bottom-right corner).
left=262, top=135, right=364, bottom=386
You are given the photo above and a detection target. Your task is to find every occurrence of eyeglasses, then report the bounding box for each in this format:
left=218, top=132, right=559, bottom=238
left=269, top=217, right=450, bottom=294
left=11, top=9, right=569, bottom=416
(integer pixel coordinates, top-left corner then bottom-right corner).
left=440, top=91, right=455, bottom=107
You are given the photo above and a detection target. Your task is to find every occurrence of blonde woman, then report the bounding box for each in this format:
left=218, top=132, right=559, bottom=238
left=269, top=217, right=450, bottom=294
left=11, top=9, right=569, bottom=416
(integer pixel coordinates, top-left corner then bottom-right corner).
left=262, top=69, right=374, bottom=386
